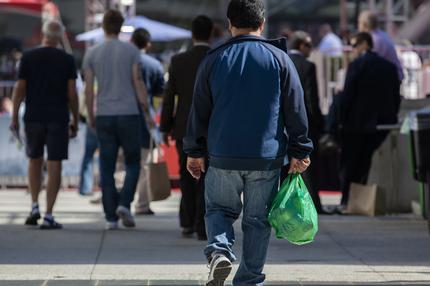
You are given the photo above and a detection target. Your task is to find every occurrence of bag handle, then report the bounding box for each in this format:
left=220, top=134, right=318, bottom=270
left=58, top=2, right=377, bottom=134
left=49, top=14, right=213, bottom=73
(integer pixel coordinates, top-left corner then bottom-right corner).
left=147, top=134, right=163, bottom=164
left=281, top=172, right=299, bottom=189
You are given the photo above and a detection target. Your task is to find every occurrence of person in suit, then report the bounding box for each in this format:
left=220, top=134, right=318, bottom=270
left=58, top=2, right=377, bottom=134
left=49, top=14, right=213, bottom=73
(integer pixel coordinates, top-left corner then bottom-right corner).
left=338, top=32, right=401, bottom=209
left=160, top=15, right=213, bottom=240
left=282, top=31, right=326, bottom=214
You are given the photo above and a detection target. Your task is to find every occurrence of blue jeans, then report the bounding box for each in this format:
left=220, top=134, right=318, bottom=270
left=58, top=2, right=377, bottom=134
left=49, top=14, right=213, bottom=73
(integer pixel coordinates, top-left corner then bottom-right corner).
left=79, top=126, right=99, bottom=194
left=204, top=167, right=280, bottom=286
left=96, top=115, right=142, bottom=222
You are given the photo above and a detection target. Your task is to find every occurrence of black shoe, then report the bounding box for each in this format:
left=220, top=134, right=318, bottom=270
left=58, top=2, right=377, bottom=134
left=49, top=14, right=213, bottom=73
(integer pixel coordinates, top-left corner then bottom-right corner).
left=40, top=217, right=63, bottom=230
left=182, top=227, right=194, bottom=238
left=198, top=234, right=208, bottom=241
left=317, top=206, right=334, bottom=215
left=25, top=211, right=41, bottom=226
left=135, top=208, right=155, bottom=216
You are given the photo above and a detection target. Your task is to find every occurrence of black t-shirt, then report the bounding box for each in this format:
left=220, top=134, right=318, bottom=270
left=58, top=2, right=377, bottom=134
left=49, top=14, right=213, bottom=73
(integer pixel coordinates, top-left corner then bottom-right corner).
left=18, top=47, right=77, bottom=123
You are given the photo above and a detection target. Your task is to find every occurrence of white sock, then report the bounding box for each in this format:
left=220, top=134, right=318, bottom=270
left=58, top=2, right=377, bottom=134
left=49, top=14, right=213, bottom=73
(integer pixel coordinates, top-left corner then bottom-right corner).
left=45, top=213, right=53, bottom=220
left=31, top=203, right=39, bottom=214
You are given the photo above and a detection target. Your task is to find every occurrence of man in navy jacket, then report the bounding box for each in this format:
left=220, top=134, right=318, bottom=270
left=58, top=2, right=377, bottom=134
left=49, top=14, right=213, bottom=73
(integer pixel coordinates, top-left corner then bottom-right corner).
left=183, top=1, right=313, bottom=285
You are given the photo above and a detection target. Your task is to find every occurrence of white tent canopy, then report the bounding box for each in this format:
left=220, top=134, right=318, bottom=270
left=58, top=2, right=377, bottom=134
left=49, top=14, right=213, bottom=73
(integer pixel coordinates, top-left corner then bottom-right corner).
left=76, top=15, right=191, bottom=42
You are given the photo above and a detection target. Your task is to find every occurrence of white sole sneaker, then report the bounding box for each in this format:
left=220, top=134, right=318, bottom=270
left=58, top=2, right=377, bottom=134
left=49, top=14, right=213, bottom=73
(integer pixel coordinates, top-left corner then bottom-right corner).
left=206, top=254, right=232, bottom=286
left=106, top=221, right=119, bottom=230
left=116, top=206, right=136, bottom=228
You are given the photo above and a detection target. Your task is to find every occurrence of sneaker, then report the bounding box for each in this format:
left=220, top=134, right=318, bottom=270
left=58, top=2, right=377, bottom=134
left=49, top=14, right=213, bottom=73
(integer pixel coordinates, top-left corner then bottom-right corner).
left=106, top=221, right=119, bottom=230
left=90, top=195, right=102, bottom=205
left=206, top=253, right=232, bottom=286
left=25, top=211, right=41, bottom=226
left=116, top=205, right=136, bottom=228
left=335, top=204, right=348, bottom=215
left=79, top=191, right=94, bottom=196
left=40, top=216, right=63, bottom=230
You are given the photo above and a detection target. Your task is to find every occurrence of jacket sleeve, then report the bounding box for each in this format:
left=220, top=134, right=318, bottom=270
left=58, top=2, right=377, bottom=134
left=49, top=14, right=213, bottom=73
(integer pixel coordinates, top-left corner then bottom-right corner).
left=305, top=63, right=324, bottom=133
left=160, top=60, right=176, bottom=133
left=391, top=65, right=401, bottom=114
left=183, top=58, right=212, bottom=158
left=283, top=57, right=314, bottom=159
left=339, top=60, right=359, bottom=127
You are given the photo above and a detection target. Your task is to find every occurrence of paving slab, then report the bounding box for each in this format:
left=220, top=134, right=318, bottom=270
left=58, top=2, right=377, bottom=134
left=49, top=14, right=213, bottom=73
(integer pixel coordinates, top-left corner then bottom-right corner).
left=0, top=190, right=430, bottom=285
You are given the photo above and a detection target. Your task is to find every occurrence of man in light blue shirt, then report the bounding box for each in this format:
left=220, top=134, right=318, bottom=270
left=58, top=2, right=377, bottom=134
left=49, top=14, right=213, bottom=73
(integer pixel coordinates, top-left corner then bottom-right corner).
left=318, top=24, right=343, bottom=57
left=131, top=28, right=165, bottom=215
left=359, top=10, right=404, bottom=81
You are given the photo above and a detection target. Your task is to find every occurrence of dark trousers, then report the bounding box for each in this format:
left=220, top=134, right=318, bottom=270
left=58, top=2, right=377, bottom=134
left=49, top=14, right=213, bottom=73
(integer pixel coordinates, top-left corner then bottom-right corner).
left=339, top=132, right=388, bottom=205
left=96, top=115, right=142, bottom=222
left=281, top=140, right=323, bottom=212
left=175, top=140, right=206, bottom=236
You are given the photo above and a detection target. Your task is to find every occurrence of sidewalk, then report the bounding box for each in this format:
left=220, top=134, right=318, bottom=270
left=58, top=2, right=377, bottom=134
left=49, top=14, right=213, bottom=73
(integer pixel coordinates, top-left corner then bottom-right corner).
left=0, top=189, right=430, bottom=286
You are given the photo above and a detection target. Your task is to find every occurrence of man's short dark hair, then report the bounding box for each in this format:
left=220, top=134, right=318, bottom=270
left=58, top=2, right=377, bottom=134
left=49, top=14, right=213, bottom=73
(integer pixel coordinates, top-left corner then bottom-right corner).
left=132, top=28, right=151, bottom=49
left=227, top=0, right=265, bottom=30
left=102, top=10, right=124, bottom=35
left=353, top=32, right=373, bottom=50
left=192, top=15, right=213, bottom=41
left=289, top=31, right=311, bottom=50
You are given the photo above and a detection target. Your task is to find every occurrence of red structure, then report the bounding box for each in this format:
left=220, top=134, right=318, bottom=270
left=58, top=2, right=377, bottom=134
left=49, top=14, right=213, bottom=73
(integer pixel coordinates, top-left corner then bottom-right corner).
left=0, top=0, right=47, bottom=16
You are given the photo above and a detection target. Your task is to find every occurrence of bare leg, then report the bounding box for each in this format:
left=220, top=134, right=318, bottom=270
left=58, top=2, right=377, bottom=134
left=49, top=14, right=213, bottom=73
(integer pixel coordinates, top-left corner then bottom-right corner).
left=28, top=158, right=43, bottom=204
left=46, top=160, right=62, bottom=214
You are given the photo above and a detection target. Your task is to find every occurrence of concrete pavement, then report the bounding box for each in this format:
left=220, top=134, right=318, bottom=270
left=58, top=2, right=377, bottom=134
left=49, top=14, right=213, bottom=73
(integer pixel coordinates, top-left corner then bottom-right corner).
left=0, top=189, right=430, bottom=285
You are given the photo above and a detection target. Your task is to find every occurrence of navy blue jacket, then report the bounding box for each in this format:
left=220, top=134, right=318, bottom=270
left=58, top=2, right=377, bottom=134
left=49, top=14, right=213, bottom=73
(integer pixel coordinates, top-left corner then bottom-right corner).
left=183, top=35, right=313, bottom=171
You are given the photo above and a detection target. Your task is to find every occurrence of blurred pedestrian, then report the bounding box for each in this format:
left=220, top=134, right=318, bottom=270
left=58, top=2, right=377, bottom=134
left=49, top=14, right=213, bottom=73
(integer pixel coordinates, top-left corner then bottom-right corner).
left=318, top=24, right=343, bottom=57
left=0, top=96, right=12, bottom=116
left=210, top=23, right=230, bottom=48
left=160, top=15, right=213, bottom=240
left=279, top=24, right=294, bottom=39
left=78, top=123, right=99, bottom=196
left=183, top=0, right=312, bottom=285
left=358, top=10, right=404, bottom=81
left=283, top=31, right=326, bottom=214
left=77, top=90, right=101, bottom=197
left=83, top=10, right=153, bottom=229
left=131, top=28, right=165, bottom=215
left=337, top=32, right=401, bottom=210
left=10, top=20, right=79, bottom=229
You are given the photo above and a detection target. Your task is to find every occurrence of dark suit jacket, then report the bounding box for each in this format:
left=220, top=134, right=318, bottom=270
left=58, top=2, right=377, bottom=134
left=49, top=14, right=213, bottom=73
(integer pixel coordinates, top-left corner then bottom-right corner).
left=340, top=51, right=401, bottom=133
left=289, top=52, right=324, bottom=138
left=160, top=45, right=210, bottom=140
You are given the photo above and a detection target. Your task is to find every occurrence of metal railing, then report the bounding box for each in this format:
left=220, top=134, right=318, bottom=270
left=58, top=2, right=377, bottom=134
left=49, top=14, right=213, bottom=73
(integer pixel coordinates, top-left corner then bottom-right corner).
left=313, top=45, right=430, bottom=115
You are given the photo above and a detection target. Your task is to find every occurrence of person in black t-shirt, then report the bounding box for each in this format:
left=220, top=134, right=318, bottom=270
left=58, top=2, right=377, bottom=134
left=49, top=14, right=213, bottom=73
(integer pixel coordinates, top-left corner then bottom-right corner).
left=10, top=20, right=79, bottom=230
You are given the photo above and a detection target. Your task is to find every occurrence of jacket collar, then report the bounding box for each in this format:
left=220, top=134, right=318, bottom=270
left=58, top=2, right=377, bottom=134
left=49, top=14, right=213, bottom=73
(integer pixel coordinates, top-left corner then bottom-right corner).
left=209, top=34, right=288, bottom=54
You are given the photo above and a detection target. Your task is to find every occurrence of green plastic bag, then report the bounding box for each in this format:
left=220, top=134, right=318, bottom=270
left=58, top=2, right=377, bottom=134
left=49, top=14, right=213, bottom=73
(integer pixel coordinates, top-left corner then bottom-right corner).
left=268, top=173, right=318, bottom=245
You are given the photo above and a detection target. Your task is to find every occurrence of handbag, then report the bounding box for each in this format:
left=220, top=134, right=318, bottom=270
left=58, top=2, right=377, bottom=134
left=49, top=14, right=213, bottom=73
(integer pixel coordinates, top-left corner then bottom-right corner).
left=346, top=183, right=386, bottom=216
left=146, top=138, right=171, bottom=202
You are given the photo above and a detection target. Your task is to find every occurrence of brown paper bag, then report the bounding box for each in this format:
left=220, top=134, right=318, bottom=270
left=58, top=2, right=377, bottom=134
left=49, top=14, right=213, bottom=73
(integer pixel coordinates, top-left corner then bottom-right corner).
left=346, top=183, right=385, bottom=216
left=147, top=161, right=171, bottom=202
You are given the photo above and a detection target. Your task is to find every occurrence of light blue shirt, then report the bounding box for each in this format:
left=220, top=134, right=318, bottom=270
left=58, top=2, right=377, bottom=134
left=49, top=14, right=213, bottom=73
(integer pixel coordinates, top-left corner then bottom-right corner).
left=371, top=29, right=404, bottom=81
left=318, top=32, right=343, bottom=57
